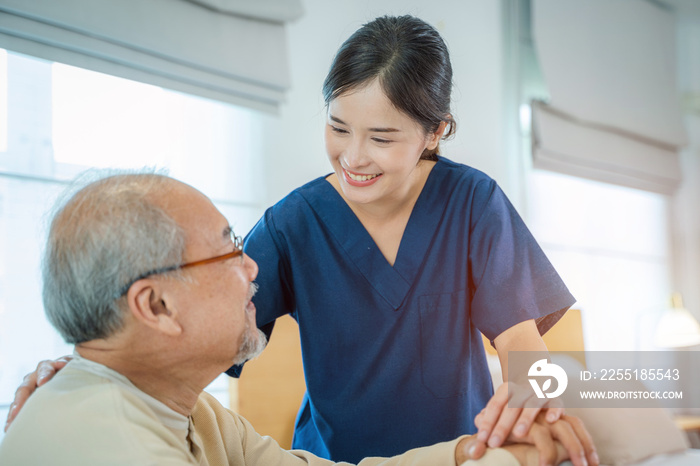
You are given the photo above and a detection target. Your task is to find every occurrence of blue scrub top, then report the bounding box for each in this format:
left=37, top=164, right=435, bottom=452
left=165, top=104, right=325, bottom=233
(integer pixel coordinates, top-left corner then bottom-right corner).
left=231, top=157, right=574, bottom=463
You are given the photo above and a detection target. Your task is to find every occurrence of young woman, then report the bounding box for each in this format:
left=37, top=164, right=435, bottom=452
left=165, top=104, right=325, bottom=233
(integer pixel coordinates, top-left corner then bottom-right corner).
left=235, top=15, right=592, bottom=466
left=7, top=14, right=596, bottom=466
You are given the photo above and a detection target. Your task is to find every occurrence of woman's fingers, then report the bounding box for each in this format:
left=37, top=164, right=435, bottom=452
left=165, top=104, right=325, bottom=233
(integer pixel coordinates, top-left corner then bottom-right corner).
left=4, top=356, right=72, bottom=432
left=476, top=383, right=509, bottom=443
left=37, top=356, right=71, bottom=386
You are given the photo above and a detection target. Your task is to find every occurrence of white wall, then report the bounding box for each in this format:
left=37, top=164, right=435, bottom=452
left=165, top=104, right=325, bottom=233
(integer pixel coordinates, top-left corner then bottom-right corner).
left=260, top=0, right=509, bottom=207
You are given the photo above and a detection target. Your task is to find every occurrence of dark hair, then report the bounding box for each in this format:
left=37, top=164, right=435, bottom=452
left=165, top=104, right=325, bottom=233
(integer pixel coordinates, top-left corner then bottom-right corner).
left=323, top=15, right=456, bottom=160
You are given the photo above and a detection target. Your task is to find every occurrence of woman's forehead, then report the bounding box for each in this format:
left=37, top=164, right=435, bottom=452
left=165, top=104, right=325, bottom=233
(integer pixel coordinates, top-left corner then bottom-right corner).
left=328, top=81, right=418, bottom=129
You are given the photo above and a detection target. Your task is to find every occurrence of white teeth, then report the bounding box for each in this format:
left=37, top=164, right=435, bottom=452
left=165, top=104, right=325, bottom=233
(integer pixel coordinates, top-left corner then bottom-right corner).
left=347, top=171, right=379, bottom=182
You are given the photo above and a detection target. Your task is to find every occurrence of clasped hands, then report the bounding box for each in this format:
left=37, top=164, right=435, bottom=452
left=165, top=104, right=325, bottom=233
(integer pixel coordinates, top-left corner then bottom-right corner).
left=456, top=382, right=598, bottom=466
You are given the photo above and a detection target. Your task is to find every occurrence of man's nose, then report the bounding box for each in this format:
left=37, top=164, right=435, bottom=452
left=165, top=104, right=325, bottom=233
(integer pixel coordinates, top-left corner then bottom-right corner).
left=243, top=254, right=258, bottom=281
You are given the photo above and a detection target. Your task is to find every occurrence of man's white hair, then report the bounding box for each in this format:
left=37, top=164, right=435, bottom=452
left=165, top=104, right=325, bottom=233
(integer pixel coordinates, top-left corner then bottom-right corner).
left=43, top=171, right=186, bottom=344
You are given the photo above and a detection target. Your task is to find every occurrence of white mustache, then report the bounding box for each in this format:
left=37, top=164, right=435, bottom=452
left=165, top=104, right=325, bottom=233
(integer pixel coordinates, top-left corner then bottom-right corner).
left=247, top=282, right=259, bottom=302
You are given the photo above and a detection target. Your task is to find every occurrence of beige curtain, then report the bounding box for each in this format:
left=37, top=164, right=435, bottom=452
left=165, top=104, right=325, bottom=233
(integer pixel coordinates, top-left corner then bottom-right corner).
left=0, top=0, right=303, bottom=113
left=531, top=0, right=686, bottom=194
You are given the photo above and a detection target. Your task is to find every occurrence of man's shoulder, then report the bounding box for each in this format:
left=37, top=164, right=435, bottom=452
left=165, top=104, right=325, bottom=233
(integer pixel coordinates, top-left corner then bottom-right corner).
left=25, top=364, right=153, bottom=418
left=15, top=364, right=125, bottom=411
left=0, top=367, right=192, bottom=465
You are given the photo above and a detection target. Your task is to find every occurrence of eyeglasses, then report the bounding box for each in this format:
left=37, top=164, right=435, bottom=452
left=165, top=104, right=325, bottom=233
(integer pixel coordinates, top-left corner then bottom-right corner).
left=115, top=232, right=244, bottom=298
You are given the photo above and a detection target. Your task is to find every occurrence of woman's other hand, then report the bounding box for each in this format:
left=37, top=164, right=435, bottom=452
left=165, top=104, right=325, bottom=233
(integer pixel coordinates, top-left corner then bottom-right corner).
left=475, top=381, right=563, bottom=446
left=457, top=419, right=571, bottom=466
left=474, top=408, right=597, bottom=466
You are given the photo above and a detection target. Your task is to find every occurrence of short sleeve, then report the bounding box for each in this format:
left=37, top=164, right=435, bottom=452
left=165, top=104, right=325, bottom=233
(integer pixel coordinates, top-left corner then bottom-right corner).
left=226, top=207, right=295, bottom=377
left=468, top=180, right=575, bottom=341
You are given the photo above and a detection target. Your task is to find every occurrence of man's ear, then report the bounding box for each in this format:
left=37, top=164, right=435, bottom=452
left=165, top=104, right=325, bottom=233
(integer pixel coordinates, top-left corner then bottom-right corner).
left=127, top=281, right=182, bottom=337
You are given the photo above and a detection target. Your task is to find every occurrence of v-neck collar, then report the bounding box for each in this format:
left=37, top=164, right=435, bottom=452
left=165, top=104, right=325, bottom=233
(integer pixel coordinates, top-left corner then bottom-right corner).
left=303, top=158, right=449, bottom=310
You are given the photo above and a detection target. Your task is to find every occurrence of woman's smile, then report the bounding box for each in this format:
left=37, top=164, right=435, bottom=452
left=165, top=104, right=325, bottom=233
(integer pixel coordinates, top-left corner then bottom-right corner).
left=343, top=168, right=383, bottom=186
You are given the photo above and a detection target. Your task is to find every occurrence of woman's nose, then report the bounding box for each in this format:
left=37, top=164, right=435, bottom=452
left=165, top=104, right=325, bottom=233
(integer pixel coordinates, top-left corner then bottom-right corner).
left=343, top=138, right=368, bottom=168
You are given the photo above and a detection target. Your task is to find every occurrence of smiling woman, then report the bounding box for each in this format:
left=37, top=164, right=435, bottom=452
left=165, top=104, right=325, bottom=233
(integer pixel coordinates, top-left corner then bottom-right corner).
left=0, top=49, right=266, bottom=441
left=235, top=15, right=588, bottom=465
left=324, top=79, right=443, bottom=265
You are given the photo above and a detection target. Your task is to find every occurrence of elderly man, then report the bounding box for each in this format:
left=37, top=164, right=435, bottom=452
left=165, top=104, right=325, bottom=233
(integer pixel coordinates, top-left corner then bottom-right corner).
left=0, top=173, right=575, bottom=465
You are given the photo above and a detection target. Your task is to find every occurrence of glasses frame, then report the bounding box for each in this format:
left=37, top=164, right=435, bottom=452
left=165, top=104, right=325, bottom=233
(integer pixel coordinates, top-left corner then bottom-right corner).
left=115, top=233, right=243, bottom=298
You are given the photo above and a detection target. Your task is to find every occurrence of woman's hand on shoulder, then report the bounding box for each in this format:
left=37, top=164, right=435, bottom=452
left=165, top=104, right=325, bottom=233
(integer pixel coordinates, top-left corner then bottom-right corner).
left=4, top=355, right=71, bottom=432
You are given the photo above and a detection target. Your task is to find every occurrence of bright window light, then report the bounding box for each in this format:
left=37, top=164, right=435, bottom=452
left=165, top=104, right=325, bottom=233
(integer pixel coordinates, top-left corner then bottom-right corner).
left=52, top=63, right=174, bottom=168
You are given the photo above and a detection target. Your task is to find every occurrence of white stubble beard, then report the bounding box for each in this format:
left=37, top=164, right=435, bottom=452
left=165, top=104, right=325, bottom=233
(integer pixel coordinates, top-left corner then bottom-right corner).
left=231, top=282, right=268, bottom=366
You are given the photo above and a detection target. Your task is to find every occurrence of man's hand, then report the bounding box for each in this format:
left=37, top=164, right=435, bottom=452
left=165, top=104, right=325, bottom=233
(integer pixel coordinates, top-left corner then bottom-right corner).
left=474, top=379, right=599, bottom=466
left=4, top=356, right=71, bottom=432
left=458, top=412, right=594, bottom=466
left=472, top=410, right=597, bottom=466
left=499, top=442, right=567, bottom=466
left=456, top=436, right=487, bottom=464
left=456, top=425, right=568, bottom=466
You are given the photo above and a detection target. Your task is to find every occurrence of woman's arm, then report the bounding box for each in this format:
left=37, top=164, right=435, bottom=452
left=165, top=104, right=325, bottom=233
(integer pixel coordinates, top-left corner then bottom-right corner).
left=475, top=320, right=597, bottom=466
left=494, top=319, right=548, bottom=382
left=479, top=321, right=560, bottom=445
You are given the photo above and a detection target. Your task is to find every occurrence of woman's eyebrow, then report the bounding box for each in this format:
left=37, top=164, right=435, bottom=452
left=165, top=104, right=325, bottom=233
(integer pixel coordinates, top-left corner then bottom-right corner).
left=368, top=127, right=400, bottom=133
left=329, top=114, right=400, bottom=133
left=329, top=114, right=346, bottom=125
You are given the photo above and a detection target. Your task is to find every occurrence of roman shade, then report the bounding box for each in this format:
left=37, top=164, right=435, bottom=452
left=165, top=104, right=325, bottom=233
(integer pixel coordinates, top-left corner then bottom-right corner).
left=531, top=0, right=687, bottom=194
left=0, top=0, right=303, bottom=113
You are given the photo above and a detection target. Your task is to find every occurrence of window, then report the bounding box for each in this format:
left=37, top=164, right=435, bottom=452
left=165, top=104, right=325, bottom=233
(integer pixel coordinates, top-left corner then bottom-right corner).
left=0, top=50, right=265, bottom=440
left=525, top=169, right=672, bottom=352
left=519, top=84, right=673, bottom=352
left=506, top=0, right=675, bottom=356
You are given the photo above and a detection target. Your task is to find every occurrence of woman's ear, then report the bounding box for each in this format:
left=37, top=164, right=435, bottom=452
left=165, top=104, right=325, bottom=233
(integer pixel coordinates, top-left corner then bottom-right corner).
left=426, top=120, right=448, bottom=151
left=127, top=281, right=182, bottom=337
